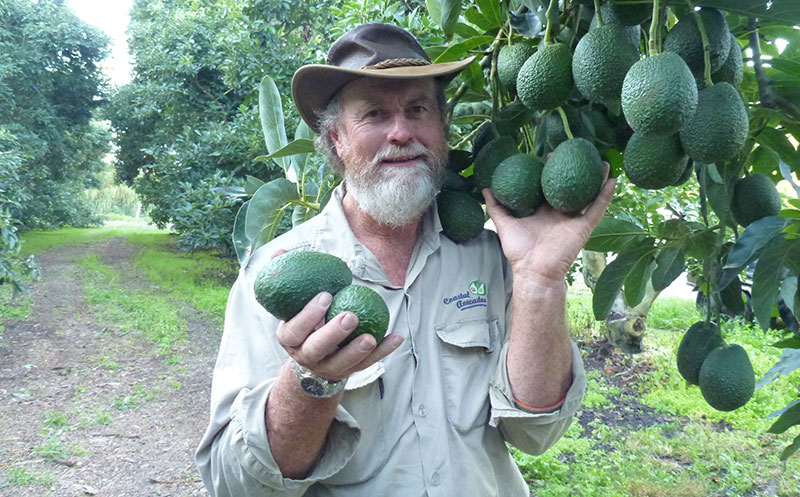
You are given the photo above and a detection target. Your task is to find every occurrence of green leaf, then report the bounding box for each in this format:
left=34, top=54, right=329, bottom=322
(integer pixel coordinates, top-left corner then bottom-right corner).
left=780, top=433, right=800, bottom=462
left=244, top=178, right=298, bottom=246
left=292, top=120, right=317, bottom=177
left=509, top=11, right=543, bottom=38
left=624, top=254, right=655, bottom=308
left=245, top=175, right=265, bottom=196
left=292, top=204, right=311, bottom=227
left=435, top=35, right=494, bottom=63
left=257, top=138, right=316, bottom=161
left=752, top=236, right=789, bottom=331
left=768, top=401, right=800, bottom=434
left=675, top=0, right=800, bottom=24
left=769, top=58, right=800, bottom=79
left=757, top=128, right=800, bottom=175
left=454, top=22, right=482, bottom=39
left=652, top=246, right=686, bottom=292
left=232, top=200, right=251, bottom=268
left=756, top=348, right=800, bottom=389
left=427, top=0, right=463, bottom=36
left=593, top=246, right=653, bottom=320
left=476, top=0, right=505, bottom=28
left=722, top=215, right=789, bottom=273
left=585, top=218, right=646, bottom=252
left=771, top=335, right=800, bottom=348
left=259, top=76, right=290, bottom=174
left=746, top=145, right=781, bottom=176
left=699, top=162, right=735, bottom=229
left=464, top=4, right=500, bottom=31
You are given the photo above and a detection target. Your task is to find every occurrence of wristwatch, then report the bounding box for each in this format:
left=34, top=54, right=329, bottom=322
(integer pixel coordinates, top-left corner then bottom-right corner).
left=292, top=361, right=347, bottom=398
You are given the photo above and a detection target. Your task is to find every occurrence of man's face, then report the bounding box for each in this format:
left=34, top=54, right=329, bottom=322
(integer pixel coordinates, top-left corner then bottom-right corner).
left=330, top=77, right=449, bottom=227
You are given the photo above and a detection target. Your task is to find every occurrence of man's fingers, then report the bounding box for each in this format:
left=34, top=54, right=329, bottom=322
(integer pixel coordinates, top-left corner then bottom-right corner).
left=482, top=188, right=509, bottom=219
left=294, top=311, right=359, bottom=365
left=276, top=292, right=332, bottom=348
left=347, top=333, right=405, bottom=373
left=584, top=178, right=617, bottom=228
left=270, top=248, right=287, bottom=259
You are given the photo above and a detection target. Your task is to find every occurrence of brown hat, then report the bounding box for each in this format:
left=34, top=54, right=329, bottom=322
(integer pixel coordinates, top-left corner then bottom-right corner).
left=291, top=23, right=475, bottom=132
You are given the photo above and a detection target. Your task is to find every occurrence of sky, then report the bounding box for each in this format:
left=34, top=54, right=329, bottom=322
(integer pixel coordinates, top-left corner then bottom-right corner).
left=66, top=0, right=133, bottom=86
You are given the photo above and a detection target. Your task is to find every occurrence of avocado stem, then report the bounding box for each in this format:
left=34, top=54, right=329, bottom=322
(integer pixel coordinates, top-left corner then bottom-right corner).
left=593, top=0, right=604, bottom=27
left=555, top=107, right=574, bottom=140
left=686, top=1, right=714, bottom=87
left=544, top=0, right=558, bottom=45
left=648, top=0, right=661, bottom=56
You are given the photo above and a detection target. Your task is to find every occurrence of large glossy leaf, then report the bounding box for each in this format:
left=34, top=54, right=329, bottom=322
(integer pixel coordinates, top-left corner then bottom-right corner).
left=464, top=4, right=500, bottom=31
left=757, top=127, right=800, bottom=175
left=671, top=0, right=800, bottom=24
left=758, top=348, right=800, bottom=390
left=752, top=236, right=789, bottom=330
left=780, top=433, right=800, bottom=462
left=719, top=216, right=789, bottom=288
left=593, top=246, right=653, bottom=320
left=244, top=178, right=298, bottom=245
left=427, top=0, right=463, bottom=36
left=476, top=0, right=505, bottom=28
left=769, top=58, right=800, bottom=79
left=584, top=218, right=647, bottom=252
left=232, top=200, right=251, bottom=267
left=768, top=401, right=800, bottom=434
left=257, top=138, right=316, bottom=161
left=258, top=76, right=290, bottom=173
left=509, top=11, right=543, bottom=38
left=699, top=162, right=735, bottom=229
left=435, top=35, right=494, bottom=63
left=624, top=254, right=655, bottom=308
left=245, top=175, right=265, bottom=196
left=652, top=246, right=686, bottom=292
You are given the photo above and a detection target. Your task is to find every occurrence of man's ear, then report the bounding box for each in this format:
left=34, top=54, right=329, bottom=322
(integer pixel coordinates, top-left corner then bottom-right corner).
left=330, top=127, right=344, bottom=156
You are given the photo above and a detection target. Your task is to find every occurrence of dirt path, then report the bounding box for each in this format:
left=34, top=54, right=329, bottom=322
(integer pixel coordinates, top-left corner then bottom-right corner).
left=0, top=237, right=220, bottom=497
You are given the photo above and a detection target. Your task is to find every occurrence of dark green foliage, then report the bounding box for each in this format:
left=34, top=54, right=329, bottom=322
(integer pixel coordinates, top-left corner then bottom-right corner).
left=254, top=250, right=353, bottom=321
left=679, top=82, right=749, bottom=163
left=473, top=136, right=519, bottom=190
left=573, top=24, right=641, bottom=105
left=621, top=52, right=698, bottom=137
left=497, top=42, right=536, bottom=94
left=517, top=43, right=574, bottom=111
left=623, top=132, right=688, bottom=190
left=437, top=190, right=485, bottom=244
left=699, top=344, right=755, bottom=411
left=676, top=321, right=725, bottom=386
left=327, top=285, right=390, bottom=346
left=542, top=138, right=604, bottom=213
left=490, top=154, right=545, bottom=217
left=712, top=32, right=744, bottom=87
left=664, top=8, right=731, bottom=74
left=731, top=173, right=783, bottom=227
left=544, top=107, right=584, bottom=150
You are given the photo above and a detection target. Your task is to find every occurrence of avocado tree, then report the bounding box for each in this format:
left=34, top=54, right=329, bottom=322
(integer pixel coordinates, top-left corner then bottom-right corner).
left=234, top=0, right=800, bottom=459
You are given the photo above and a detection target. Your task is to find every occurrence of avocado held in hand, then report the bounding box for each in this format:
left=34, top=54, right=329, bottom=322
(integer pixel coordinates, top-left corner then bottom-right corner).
left=327, top=285, right=390, bottom=347
left=253, top=250, right=352, bottom=321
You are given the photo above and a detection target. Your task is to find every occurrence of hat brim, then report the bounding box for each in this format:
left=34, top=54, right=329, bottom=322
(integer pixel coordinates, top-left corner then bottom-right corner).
left=291, top=56, right=476, bottom=133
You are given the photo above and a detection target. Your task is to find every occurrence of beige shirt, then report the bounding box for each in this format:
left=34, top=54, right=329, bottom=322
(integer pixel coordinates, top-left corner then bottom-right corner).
left=195, top=185, right=586, bottom=497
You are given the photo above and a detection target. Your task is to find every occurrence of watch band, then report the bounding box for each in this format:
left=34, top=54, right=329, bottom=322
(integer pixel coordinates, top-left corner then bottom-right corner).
left=292, top=361, right=347, bottom=398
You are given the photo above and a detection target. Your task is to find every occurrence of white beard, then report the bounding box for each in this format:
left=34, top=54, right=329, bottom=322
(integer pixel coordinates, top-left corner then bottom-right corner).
left=344, top=143, right=446, bottom=228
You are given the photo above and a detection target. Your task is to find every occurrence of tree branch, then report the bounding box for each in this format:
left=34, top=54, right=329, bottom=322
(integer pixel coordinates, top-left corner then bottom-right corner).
left=748, top=17, right=800, bottom=121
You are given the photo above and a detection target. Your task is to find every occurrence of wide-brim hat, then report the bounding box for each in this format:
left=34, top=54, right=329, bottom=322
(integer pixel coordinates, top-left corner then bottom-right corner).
left=292, top=23, right=475, bottom=132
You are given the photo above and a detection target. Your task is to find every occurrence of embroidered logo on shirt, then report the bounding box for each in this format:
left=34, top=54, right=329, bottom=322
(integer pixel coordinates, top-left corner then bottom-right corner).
left=443, top=280, right=488, bottom=311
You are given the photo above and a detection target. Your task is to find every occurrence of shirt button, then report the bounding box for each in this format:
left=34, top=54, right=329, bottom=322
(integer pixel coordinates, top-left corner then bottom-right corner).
left=418, top=405, right=427, bottom=417
left=431, top=472, right=440, bottom=486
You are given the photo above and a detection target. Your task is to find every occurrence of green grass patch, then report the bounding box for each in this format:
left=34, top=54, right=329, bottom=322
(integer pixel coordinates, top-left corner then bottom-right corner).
left=0, top=466, right=54, bottom=488
left=647, top=296, right=703, bottom=331
left=19, top=220, right=163, bottom=256
left=78, top=253, right=187, bottom=357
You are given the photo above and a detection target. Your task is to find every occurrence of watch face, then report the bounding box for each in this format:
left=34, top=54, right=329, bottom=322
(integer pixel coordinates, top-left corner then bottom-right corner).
left=301, top=377, right=326, bottom=397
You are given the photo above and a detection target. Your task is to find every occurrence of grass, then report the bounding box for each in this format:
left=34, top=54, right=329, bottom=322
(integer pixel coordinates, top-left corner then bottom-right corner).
left=0, top=466, right=54, bottom=488
left=19, top=220, right=163, bottom=256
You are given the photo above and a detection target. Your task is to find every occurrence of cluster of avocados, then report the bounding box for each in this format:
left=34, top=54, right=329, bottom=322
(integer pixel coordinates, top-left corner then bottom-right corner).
left=676, top=321, right=755, bottom=411
left=438, top=2, right=783, bottom=250
left=253, top=251, right=390, bottom=347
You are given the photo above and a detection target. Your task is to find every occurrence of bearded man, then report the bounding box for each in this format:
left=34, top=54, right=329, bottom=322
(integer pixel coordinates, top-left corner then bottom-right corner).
left=196, top=23, right=615, bottom=497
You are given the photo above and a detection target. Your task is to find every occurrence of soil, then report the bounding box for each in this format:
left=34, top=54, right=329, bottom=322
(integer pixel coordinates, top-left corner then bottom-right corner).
left=0, top=235, right=686, bottom=496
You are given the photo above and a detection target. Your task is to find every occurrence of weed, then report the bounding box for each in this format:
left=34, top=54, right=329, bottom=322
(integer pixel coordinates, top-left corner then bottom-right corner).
left=32, top=435, right=69, bottom=460
left=43, top=411, right=70, bottom=428
left=1, top=466, right=54, bottom=488
left=647, top=297, right=703, bottom=331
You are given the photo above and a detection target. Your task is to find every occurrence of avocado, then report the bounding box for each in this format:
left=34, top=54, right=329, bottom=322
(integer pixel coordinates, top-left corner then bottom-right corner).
left=541, top=138, right=605, bottom=213
left=254, top=250, right=353, bottom=321
left=712, top=32, right=743, bottom=87
left=664, top=8, right=731, bottom=74
left=603, top=1, right=651, bottom=26
left=490, top=153, right=545, bottom=217
left=472, top=122, right=496, bottom=156
left=676, top=321, right=725, bottom=386
left=437, top=189, right=486, bottom=244
left=573, top=23, right=641, bottom=105
left=446, top=149, right=473, bottom=173
left=441, top=170, right=474, bottom=192
left=719, top=276, right=746, bottom=316
left=516, top=43, right=574, bottom=111
left=498, top=42, right=537, bottom=94
left=590, top=3, right=642, bottom=48
left=731, top=173, right=782, bottom=227
left=473, top=136, right=519, bottom=190
left=327, top=285, right=390, bottom=347
left=699, top=343, right=755, bottom=411
left=544, top=106, right=583, bottom=149
left=673, top=160, right=695, bottom=186
left=679, top=82, right=749, bottom=163
left=621, top=52, right=698, bottom=137
left=623, top=132, right=688, bottom=190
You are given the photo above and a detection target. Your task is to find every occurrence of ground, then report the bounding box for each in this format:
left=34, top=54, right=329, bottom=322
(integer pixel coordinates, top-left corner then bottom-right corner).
left=0, top=237, right=218, bottom=496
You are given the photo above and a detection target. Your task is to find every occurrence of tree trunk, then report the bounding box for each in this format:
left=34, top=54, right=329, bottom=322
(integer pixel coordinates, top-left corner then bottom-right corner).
left=581, top=250, right=661, bottom=354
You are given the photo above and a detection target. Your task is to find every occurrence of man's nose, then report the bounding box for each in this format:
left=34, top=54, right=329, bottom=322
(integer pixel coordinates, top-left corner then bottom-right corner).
left=386, top=114, right=414, bottom=144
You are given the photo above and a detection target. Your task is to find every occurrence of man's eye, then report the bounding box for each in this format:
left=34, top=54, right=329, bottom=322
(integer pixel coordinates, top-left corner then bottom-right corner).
left=364, top=109, right=381, bottom=118
left=411, top=105, right=427, bottom=114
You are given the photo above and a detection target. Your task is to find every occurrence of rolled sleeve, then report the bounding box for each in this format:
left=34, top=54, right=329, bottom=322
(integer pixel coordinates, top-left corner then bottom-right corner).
left=487, top=340, right=586, bottom=455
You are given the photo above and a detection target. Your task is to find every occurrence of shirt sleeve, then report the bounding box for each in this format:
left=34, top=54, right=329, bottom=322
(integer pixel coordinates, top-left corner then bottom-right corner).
left=487, top=339, right=586, bottom=455
left=194, top=257, right=362, bottom=497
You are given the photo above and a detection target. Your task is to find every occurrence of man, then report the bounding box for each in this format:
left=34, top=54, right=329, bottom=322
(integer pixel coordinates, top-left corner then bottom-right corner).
left=196, top=23, right=615, bottom=496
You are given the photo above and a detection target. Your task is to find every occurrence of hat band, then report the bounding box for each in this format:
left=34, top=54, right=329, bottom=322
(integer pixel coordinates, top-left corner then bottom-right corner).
left=361, top=57, right=431, bottom=70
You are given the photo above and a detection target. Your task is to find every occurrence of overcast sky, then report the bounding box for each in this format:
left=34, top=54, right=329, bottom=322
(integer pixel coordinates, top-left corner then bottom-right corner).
left=66, top=0, right=133, bottom=86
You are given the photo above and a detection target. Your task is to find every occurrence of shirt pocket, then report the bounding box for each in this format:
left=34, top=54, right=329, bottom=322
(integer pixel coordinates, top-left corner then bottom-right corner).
left=435, top=317, right=499, bottom=433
